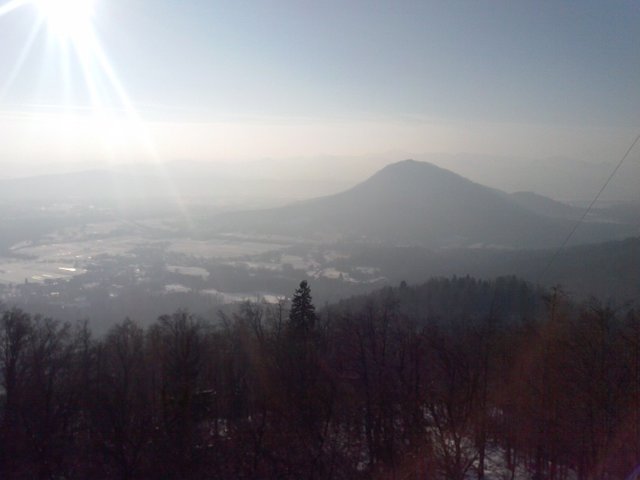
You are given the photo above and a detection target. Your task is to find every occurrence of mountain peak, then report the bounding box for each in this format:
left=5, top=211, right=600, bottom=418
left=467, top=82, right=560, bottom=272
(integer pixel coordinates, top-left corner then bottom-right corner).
left=380, top=159, right=449, bottom=173
left=355, top=159, right=473, bottom=196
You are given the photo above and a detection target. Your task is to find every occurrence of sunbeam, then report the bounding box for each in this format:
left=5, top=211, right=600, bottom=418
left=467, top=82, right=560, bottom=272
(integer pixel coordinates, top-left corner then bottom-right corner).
left=0, top=17, right=43, bottom=100
left=0, top=0, right=27, bottom=17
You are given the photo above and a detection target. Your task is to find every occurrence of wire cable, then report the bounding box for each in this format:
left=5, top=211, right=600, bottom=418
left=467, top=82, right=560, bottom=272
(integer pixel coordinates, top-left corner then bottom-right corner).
left=538, top=130, right=640, bottom=282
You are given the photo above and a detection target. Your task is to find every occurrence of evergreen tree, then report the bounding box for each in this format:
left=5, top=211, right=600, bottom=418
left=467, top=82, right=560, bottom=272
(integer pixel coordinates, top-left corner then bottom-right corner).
left=288, top=280, right=316, bottom=335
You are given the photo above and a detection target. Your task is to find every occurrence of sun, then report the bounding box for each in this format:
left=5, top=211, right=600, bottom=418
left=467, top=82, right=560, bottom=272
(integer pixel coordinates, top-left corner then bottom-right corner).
left=34, top=0, right=95, bottom=40
left=0, top=0, right=160, bottom=164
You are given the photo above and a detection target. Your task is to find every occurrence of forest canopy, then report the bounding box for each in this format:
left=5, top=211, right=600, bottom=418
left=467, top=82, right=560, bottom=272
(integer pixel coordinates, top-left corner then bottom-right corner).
left=0, top=277, right=638, bottom=479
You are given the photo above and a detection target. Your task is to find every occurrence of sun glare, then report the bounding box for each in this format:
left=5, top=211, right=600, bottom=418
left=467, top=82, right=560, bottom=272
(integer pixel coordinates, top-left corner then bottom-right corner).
left=34, top=0, right=94, bottom=40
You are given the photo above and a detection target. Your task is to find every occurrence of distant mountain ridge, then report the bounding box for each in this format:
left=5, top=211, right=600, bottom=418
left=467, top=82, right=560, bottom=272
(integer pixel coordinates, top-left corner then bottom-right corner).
left=0, top=160, right=635, bottom=248
left=214, top=159, right=636, bottom=248
left=0, top=167, right=348, bottom=207
left=508, top=191, right=584, bottom=219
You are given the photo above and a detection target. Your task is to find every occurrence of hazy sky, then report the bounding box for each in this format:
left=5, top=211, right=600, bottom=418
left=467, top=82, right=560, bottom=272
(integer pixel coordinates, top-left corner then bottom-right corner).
left=1, top=0, right=639, bottom=167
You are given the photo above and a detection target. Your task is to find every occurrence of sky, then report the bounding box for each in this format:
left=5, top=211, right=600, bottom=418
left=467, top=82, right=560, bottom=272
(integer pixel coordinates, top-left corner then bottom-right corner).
left=0, top=0, right=639, bottom=172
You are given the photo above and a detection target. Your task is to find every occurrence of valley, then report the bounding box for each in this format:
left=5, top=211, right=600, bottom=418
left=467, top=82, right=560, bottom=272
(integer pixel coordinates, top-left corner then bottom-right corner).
left=1, top=160, right=637, bottom=333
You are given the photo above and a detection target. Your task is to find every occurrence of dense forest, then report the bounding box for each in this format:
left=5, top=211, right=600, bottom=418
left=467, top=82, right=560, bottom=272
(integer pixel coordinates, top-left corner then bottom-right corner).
left=0, top=276, right=639, bottom=479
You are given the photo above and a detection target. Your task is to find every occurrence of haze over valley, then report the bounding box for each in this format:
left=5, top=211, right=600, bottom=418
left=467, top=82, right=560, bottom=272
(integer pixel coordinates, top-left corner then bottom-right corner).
left=1, top=158, right=638, bottom=333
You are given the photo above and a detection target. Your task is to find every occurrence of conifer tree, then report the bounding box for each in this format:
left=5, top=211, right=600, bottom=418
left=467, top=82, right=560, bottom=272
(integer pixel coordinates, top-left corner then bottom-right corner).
left=288, top=280, right=316, bottom=335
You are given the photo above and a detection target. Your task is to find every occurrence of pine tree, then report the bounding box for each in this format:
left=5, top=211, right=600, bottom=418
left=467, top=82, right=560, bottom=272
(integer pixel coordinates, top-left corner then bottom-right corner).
left=288, top=280, right=316, bottom=335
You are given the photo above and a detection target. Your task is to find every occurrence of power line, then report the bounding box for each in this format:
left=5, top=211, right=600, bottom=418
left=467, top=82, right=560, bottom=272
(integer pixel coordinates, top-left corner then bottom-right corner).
left=538, top=130, right=640, bottom=283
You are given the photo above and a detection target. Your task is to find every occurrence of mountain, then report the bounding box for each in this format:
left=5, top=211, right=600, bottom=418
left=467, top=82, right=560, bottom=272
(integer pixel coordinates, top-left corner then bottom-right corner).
left=214, top=160, right=636, bottom=248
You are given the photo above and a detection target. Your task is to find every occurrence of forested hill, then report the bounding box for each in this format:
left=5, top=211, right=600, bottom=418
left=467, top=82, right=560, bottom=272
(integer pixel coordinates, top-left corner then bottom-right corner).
left=335, top=236, right=640, bottom=303
left=1, top=276, right=638, bottom=479
left=328, top=275, right=545, bottom=325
